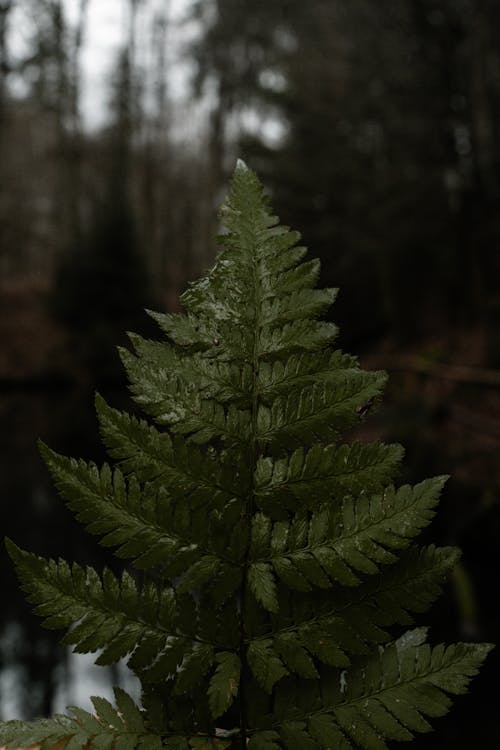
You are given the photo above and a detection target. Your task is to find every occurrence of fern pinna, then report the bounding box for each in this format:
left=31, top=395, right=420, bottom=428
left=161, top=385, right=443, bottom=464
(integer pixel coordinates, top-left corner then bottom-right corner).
left=1, top=161, right=492, bottom=750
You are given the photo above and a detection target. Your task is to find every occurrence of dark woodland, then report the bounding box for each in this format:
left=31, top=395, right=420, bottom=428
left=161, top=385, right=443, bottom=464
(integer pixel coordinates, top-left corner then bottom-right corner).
left=0, top=1, right=499, bottom=748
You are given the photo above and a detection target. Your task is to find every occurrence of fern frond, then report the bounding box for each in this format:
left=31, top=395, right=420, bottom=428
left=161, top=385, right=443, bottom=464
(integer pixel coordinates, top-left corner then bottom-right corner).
left=257, top=350, right=362, bottom=400
left=146, top=309, right=225, bottom=352
left=260, top=287, right=337, bottom=327
left=183, top=167, right=338, bottom=359
left=0, top=688, right=232, bottom=750
left=96, top=395, right=246, bottom=503
left=39, top=442, right=244, bottom=583
left=249, top=511, right=333, bottom=597
left=6, top=538, right=172, bottom=656
left=255, top=442, right=404, bottom=515
left=248, top=477, right=447, bottom=599
left=329, top=477, right=448, bottom=576
left=96, top=394, right=172, bottom=481
left=117, top=356, right=251, bottom=451
left=39, top=445, right=198, bottom=571
left=245, top=546, right=460, bottom=688
left=258, top=632, right=493, bottom=750
left=0, top=688, right=155, bottom=750
left=152, top=255, right=334, bottom=364
left=340, top=545, right=461, bottom=635
left=4, top=161, right=491, bottom=748
left=119, top=351, right=252, bottom=444
left=124, top=334, right=253, bottom=407
left=258, top=318, right=338, bottom=359
left=5, top=540, right=237, bottom=686
left=256, top=372, right=387, bottom=448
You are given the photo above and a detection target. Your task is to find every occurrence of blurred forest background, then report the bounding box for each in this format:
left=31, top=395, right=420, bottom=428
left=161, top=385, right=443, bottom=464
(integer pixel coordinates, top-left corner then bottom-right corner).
left=1, top=0, right=500, bottom=746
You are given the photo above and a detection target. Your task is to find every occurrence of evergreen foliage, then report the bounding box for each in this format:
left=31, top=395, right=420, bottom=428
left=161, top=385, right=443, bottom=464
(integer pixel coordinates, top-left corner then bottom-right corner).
left=1, top=162, right=492, bottom=750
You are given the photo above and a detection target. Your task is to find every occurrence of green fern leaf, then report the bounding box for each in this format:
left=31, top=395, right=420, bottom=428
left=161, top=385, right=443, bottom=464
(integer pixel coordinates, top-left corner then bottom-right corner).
left=123, top=334, right=252, bottom=409
left=146, top=309, right=220, bottom=350
left=248, top=561, right=279, bottom=612
left=247, top=731, right=281, bottom=750
left=307, top=714, right=352, bottom=749
left=334, top=637, right=492, bottom=748
left=257, top=372, right=387, bottom=447
left=255, top=442, right=404, bottom=515
left=0, top=688, right=153, bottom=750
left=39, top=444, right=199, bottom=571
left=248, top=478, right=448, bottom=602
left=352, top=545, right=459, bottom=624
left=274, top=634, right=319, bottom=679
left=207, top=651, right=241, bottom=718
left=2, top=160, right=492, bottom=750
left=247, top=639, right=289, bottom=692
left=280, top=721, right=320, bottom=750
left=120, top=346, right=251, bottom=442
left=330, top=476, right=448, bottom=576
left=89, top=696, right=122, bottom=730
left=4, top=539, right=234, bottom=693
left=177, top=556, right=222, bottom=594
left=257, top=545, right=460, bottom=673
left=258, top=350, right=361, bottom=399
left=5, top=538, right=167, bottom=655
left=96, top=395, right=244, bottom=505
left=173, top=645, right=216, bottom=694
left=267, top=634, right=492, bottom=749
left=39, top=431, right=247, bottom=591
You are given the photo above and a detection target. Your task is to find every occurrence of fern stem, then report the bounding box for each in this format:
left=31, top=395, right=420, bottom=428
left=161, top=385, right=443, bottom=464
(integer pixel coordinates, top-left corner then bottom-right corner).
left=237, top=204, right=264, bottom=749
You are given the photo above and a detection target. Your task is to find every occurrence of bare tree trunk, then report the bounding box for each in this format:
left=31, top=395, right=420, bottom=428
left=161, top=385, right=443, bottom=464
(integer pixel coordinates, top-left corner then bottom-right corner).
left=469, top=0, right=496, bottom=195
left=49, top=0, right=79, bottom=264
left=461, top=0, right=498, bottom=317
left=69, top=0, right=89, bottom=133
left=141, top=4, right=171, bottom=300
left=152, top=5, right=170, bottom=145
left=128, top=0, right=140, bottom=61
left=127, top=0, right=141, bottom=136
left=0, top=0, right=12, bottom=123
left=64, top=0, right=89, bottom=250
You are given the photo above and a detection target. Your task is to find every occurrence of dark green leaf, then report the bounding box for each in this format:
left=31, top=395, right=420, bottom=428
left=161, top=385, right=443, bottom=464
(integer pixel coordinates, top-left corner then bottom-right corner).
left=207, top=652, right=241, bottom=718
left=247, top=640, right=288, bottom=692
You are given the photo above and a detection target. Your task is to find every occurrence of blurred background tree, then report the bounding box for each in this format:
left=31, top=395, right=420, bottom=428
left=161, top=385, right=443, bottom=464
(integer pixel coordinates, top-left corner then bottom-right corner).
left=0, top=1, right=499, bottom=747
